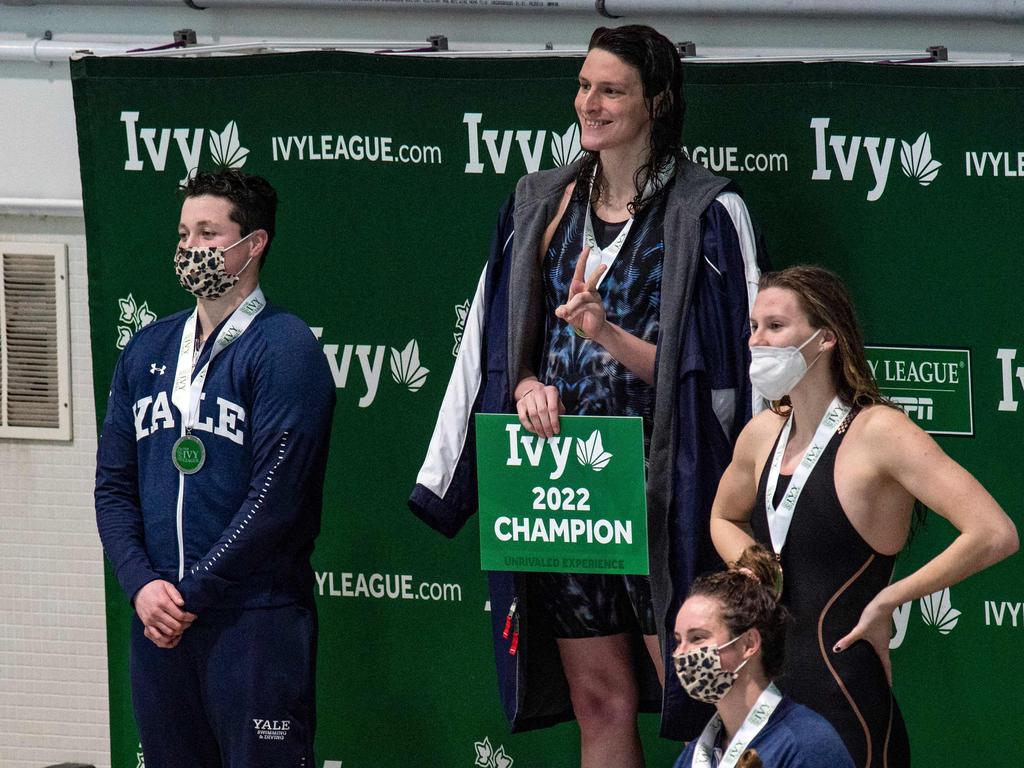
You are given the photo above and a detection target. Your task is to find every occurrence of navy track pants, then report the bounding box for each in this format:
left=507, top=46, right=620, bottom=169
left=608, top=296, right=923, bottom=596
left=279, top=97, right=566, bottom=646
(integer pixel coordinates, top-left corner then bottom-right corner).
left=130, top=602, right=317, bottom=768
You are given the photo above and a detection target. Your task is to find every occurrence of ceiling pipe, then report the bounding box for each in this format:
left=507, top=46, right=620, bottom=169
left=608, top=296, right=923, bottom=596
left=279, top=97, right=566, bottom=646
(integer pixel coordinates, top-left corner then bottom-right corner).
left=0, top=198, right=84, bottom=217
left=0, top=36, right=464, bottom=62
left=602, top=0, right=1024, bottom=21
left=0, top=38, right=133, bottom=62
left=3, top=0, right=1024, bottom=20
left=1, top=33, right=997, bottom=65
left=0, top=37, right=963, bottom=64
left=4, top=0, right=594, bottom=7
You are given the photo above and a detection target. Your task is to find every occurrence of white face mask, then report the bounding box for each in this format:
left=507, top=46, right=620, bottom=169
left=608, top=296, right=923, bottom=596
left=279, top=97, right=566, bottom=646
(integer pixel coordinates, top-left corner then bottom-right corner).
left=749, top=328, right=823, bottom=401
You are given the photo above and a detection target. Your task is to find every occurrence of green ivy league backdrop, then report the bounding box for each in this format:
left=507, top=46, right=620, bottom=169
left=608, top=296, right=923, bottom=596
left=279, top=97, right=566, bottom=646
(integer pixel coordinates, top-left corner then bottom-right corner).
left=73, top=52, right=1024, bottom=767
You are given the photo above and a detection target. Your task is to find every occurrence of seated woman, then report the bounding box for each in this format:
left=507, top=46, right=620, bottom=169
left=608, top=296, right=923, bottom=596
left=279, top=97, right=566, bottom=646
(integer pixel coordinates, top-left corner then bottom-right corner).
left=672, top=545, right=854, bottom=768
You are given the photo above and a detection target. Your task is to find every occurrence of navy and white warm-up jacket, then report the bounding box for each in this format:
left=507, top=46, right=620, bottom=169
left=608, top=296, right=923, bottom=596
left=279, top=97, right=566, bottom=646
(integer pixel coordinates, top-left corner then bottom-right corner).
left=95, top=298, right=336, bottom=615
left=409, top=158, right=766, bottom=739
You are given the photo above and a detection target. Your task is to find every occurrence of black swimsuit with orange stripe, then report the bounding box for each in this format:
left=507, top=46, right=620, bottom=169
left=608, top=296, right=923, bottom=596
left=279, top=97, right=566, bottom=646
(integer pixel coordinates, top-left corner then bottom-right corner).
left=751, top=409, right=910, bottom=768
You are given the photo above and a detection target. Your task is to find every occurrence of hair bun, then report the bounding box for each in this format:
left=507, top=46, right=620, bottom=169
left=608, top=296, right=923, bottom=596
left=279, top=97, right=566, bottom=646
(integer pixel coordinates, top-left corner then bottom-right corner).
left=732, top=544, right=783, bottom=598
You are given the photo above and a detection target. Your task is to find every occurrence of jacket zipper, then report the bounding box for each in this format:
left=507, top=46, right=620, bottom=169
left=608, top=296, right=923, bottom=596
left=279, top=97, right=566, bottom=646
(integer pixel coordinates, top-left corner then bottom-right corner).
left=175, top=425, right=186, bottom=581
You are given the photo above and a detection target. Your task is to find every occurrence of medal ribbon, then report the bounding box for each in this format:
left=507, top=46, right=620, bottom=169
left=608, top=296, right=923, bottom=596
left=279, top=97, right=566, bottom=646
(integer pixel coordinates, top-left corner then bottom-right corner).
left=581, top=160, right=675, bottom=287
left=171, top=286, right=267, bottom=432
left=763, top=396, right=851, bottom=555
left=692, top=683, right=783, bottom=768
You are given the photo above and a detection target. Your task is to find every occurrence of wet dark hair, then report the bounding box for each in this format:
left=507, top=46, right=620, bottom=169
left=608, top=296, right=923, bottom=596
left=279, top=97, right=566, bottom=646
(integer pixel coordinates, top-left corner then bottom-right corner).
left=180, top=169, right=277, bottom=268
left=688, top=545, right=789, bottom=679
left=573, top=25, right=685, bottom=215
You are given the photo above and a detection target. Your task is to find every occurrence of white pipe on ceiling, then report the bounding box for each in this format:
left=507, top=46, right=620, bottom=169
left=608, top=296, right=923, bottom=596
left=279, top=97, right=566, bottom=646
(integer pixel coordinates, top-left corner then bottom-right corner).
left=0, top=37, right=954, bottom=64
left=0, top=198, right=84, bottom=217
left=0, top=38, right=133, bottom=62
left=3, top=0, right=1024, bottom=20
left=8, top=0, right=588, bottom=6
left=0, top=38, right=457, bottom=63
left=602, top=0, right=1024, bottom=20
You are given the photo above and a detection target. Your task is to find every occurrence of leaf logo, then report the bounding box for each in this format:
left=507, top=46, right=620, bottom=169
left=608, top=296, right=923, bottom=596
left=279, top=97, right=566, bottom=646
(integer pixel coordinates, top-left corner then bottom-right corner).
left=493, top=746, right=513, bottom=768
left=473, top=736, right=514, bottom=768
left=919, top=587, right=960, bottom=634
left=452, top=299, right=471, bottom=358
left=389, top=339, right=429, bottom=392
left=209, top=120, right=249, bottom=170
left=551, top=123, right=583, bottom=167
left=454, top=299, right=470, bottom=331
left=576, top=430, right=613, bottom=471
left=473, top=737, right=493, bottom=768
left=115, top=293, right=157, bottom=349
left=899, top=132, right=941, bottom=186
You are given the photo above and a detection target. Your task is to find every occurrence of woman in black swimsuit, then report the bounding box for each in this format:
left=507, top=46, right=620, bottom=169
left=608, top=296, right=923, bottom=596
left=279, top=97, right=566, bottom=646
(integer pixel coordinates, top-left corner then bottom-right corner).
left=708, top=265, right=1017, bottom=767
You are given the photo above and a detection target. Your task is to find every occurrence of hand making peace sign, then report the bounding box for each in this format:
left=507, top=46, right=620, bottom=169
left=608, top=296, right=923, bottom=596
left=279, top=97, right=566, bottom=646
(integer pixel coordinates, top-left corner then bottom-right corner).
left=555, top=247, right=608, bottom=341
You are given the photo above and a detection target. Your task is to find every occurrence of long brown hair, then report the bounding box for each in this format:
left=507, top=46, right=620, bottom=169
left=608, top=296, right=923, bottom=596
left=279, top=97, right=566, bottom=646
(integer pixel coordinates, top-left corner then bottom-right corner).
left=758, top=267, right=929, bottom=531
left=759, top=265, right=887, bottom=413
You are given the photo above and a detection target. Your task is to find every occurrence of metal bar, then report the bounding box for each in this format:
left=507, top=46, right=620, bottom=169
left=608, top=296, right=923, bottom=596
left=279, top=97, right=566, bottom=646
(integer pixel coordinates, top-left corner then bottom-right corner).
left=0, top=198, right=84, bottom=217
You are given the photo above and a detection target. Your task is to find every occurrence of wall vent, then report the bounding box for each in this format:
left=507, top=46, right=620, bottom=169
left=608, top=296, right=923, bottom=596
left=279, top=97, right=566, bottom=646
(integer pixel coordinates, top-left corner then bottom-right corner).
left=0, top=242, right=71, bottom=441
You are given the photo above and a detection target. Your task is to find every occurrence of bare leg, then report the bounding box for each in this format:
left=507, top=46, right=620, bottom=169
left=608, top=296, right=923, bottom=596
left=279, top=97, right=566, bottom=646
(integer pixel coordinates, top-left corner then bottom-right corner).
left=557, top=633, right=644, bottom=768
left=642, top=633, right=665, bottom=689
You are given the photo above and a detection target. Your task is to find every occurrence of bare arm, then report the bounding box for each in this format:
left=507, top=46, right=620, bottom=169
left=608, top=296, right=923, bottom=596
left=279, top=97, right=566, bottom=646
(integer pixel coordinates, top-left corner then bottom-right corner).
left=590, top=322, right=656, bottom=386
left=710, top=413, right=779, bottom=563
left=835, top=408, right=1018, bottom=670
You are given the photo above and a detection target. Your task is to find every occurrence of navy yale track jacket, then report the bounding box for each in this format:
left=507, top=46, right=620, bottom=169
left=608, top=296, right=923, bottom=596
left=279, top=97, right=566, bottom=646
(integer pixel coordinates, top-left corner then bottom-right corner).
left=96, top=300, right=335, bottom=614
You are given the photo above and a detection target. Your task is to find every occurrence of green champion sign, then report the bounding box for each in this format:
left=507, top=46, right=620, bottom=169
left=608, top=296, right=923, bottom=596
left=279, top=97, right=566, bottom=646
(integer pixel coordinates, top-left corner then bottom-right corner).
left=866, top=346, right=973, bottom=435
left=475, top=414, right=649, bottom=575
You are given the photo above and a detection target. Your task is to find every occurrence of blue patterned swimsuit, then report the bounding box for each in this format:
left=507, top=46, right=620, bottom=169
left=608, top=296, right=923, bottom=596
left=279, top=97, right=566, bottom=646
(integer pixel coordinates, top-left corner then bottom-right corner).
left=532, top=184, right=671, bottom=638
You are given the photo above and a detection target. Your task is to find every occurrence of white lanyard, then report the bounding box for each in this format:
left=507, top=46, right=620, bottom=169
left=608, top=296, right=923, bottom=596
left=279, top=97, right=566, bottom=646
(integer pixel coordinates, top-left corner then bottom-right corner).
left=581, top=160, right=675, bottom=287
left=171, top=286, right=267, bottom=431
left=763, top=396, right=851, bottom=555
left=692, top=683, right=783, bottom=768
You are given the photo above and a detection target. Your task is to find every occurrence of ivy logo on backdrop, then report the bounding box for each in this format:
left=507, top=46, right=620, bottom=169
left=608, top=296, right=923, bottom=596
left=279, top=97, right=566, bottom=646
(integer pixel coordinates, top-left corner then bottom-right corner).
left=464, top=113, right=583, bottom=174
left=116, top=293, right=157, bottom=349
left=474, top=736, right=514, bottom=768
left=121, top=111, right=249, bottom=184
left=810, top=117, right=942, bottom=201
left=866, top=346, right=972, bottom=435
left=984, top=598, right=1024, bottom=627
left=995, top=347, right=1024, bottom=413
left=453, top=299, right=471, bottom=357
left=964, top=147, right=1024, bottom=177
left=136, top=743, right=145, bottom=768
left=891, top=587, right=960, bottom=649
left=683, top=144, right=790, bottom=175
left=311, top=328, right=429, bottom=407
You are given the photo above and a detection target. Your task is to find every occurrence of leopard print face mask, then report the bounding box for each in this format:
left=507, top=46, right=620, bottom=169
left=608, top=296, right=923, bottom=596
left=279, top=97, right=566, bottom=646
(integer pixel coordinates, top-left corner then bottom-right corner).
left=672, top=634, right=749, bottom=704
left=174, top=232, right=254, bottom=299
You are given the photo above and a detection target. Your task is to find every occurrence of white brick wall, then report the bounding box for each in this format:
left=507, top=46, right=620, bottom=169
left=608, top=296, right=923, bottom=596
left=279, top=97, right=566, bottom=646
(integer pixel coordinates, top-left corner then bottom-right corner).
left=0, top=217, right=110, bottom=768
